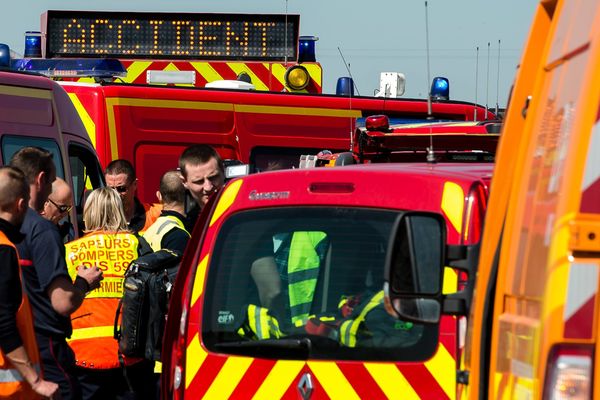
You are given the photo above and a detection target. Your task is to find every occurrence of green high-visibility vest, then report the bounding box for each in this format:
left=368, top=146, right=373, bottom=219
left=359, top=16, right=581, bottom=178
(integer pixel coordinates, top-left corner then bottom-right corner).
left=287, top=231, right=327, bottom=325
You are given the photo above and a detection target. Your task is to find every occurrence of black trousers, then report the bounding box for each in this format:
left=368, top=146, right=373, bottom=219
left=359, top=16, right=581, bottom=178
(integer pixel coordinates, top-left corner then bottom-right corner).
left=76, top=360, right=156, bottom=400
left=35, top=332, right=83, bottom=400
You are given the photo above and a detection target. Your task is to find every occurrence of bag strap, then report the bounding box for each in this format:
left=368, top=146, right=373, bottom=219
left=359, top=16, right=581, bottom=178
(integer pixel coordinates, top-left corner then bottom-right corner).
left=114, top=297, right=123, bottom=340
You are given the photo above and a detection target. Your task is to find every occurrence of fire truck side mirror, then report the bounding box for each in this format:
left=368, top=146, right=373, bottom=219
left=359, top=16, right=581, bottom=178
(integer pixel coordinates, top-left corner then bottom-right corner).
left=384, top=212, right=446, bottom=324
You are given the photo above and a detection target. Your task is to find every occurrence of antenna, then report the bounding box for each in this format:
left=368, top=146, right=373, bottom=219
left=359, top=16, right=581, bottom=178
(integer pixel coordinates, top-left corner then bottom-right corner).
left=338, top=47, right=359, bottom=151
left=337, top=47, right=360, bottom=96
left=495, top=39, right=501, bottom=115
left=425, top=1, right=433, bottom=119
left=485, top=41, right=490, bottom=120
left=474, top=46, right=479, bottom=121
left=284, top=0, right=289, bottom=66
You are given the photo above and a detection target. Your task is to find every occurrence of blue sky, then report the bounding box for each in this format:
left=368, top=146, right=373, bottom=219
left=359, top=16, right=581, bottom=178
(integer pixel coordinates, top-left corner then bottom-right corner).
left=3, top=0, right=537, bottom=106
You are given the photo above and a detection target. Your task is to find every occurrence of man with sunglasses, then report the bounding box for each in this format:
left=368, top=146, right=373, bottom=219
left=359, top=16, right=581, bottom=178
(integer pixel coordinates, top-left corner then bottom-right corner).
left=104, top=159, right=161, bottom=234
left=41, top=177, right=74, bottom=241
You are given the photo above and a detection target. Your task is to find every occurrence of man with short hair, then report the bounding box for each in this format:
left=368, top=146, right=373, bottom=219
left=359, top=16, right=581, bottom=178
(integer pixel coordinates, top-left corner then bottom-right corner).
left=11, top=147, right=103, bottom=400
left=143, top=169, right=190, bottom=254
left=41, top=177, right=73, bottom=241
left=178, top=145, right=225, bottom=231
left=105, top=159, right=161, bottom=233
left=0, top=166, right=59, bottom=399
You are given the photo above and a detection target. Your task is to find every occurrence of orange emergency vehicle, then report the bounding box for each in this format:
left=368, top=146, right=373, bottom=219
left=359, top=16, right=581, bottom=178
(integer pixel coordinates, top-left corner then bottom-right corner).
left=160, top=116, right=498, bottom=398
left=385, top=0, right=600, bottom=398
left=4, top=10, right=495, bottom=203
left=0, top=66, right=104, bottom=236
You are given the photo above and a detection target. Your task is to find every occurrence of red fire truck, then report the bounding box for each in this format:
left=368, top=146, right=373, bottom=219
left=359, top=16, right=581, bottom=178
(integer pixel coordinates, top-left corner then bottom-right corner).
left=2, top=10, right=495, bottom=204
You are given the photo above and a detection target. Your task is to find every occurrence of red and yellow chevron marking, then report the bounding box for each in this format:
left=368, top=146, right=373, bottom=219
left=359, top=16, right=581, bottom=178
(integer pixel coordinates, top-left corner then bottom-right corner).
left=75, top=60, right=323, bottom=93
left=183, top=343, right=457, bottom=399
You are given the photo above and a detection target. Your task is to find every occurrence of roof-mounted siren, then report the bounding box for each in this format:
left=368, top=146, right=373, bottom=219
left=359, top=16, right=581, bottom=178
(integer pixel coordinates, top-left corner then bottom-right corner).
left=336, top=77, right=354, bottom=96
left=24, top=31, right=42, bottom=58
left=365, top=115, right=390, bottom=133
left=0, top=44, right=10, bottom=68
left=375, top=72, right=405, bottom=98
left=298, top=36, right=318, bottom=63
left=430, top=76, right=450, bottom=101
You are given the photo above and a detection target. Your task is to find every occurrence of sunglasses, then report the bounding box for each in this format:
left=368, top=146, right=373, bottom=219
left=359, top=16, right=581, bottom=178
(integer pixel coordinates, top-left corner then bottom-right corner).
left=109, top=184, right=129, bottom=193
left=47, top=197, right=72, bottom=214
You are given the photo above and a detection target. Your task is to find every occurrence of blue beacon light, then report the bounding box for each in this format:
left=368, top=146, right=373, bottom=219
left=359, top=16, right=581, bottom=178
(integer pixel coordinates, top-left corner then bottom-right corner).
left=430, top=76, right=450, bottom=101
left=298, top=36, right=318, bottom=63
left=24, top=31, right=42, bottom=58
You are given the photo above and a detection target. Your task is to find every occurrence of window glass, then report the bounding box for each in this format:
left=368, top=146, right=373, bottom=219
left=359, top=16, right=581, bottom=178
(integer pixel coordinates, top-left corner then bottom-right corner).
left=202, top=207, right=438, bottom=362
left=1, top=135, right=65, bottom=178
left=68, top=143, right=104, bottom=236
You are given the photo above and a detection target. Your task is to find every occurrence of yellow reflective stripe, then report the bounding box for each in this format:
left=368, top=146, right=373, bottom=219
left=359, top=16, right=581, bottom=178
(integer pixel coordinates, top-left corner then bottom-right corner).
left=124, top=61, right=153, bottom=83
left=67, top=93, right=96, bottom=147
left=424, top=342, right=456, bottom=399
left=227, top=63, right=269, bottom=91
left=105, top=98, right=120, bottom=160
left=154, top=361, right=162, bottom=374
left=203, top=356, right=253, bottom=399
left=441, top=182, right=464, bottom=234
left=236, top=103, right=361, bottom=118
left=190, top=255, right=209, bottom=307
left=68, top=325, right=114, bottom=341
left=106, top=97, right=233, bottom=111
left=307, top=361, right=360, bottom=400
left=302, top=63, right=323, bottom=87
left=210, top=179, right=243, bottom=226
left=341, top=291, right=385, bottom=347
left=185, top=332, right=208, bottom=389
left=442, top=266, right=458, bottom=295
left=248, top=305, right=271, bottom=339
left=252, top=360, right=304, bottom=400
left=271, top=63, right=288, bottom=88
left=364, top=362, right=420, bottom=400
left=190, top=62, right=224, bottom=84
left=0, top=85, right=52, bottom=99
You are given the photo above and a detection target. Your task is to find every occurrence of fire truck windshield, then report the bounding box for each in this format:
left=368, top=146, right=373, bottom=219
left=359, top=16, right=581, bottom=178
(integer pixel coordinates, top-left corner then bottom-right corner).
left=201, top=207, right=439, bottom=362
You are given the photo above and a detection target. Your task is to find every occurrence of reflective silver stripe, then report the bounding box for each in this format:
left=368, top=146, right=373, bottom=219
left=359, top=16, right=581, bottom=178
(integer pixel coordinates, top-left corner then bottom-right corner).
left=0, top=363, right=41, bottom=383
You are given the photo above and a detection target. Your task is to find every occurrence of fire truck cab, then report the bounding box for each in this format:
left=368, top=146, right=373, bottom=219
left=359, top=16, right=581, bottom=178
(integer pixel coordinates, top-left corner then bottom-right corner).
left=0, top=67, right=104, bottom=236
left=160, top=148, right=494, bottom=398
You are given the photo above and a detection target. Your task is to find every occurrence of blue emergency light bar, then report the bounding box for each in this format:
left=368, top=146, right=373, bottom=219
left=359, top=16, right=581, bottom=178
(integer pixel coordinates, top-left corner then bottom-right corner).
left=11, top=58, right=127, bottom=78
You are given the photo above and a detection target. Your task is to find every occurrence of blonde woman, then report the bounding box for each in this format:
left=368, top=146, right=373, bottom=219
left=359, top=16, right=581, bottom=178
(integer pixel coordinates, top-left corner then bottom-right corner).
left=65, top=187, right=153, bottom=399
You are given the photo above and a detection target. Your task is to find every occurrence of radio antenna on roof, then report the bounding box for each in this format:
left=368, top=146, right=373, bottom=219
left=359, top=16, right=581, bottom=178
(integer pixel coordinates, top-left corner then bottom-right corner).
left=425, top=1, right=433, bottom=119
left=495, top=39, right=501, bottom=115
left=338, top=47, right=359, bottom=151
left=337, top=47, right=360, bottom=96
left=485, top=41, right=490, bottom=120
left=474, top=46, right=479, bottom=121
left=284, top=0, right=289, bottom=66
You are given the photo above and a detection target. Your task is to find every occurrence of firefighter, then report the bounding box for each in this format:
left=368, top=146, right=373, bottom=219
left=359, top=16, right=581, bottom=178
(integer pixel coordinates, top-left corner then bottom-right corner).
left=0, top=166, right=59, bottom=399
left=104, top=159, right=161, bottom=234
left=142, top=169, right=190, bottom=254
left=65, top=187, right=153, bottom=399
left=178, top=144, right=225, bottom=232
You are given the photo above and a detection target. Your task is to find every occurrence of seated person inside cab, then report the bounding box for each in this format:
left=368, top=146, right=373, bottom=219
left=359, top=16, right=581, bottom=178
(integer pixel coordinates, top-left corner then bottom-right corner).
left=201, top=207, right=431, bottom=362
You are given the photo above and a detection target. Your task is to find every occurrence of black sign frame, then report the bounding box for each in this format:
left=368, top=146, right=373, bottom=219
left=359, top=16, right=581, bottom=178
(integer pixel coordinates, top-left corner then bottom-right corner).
left=42, top=10, right=299, bottom=61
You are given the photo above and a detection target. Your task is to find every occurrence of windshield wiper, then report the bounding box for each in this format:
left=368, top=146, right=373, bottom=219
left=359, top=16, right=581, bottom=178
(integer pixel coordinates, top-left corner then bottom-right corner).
left=215, top=338, right=312, bottom=359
